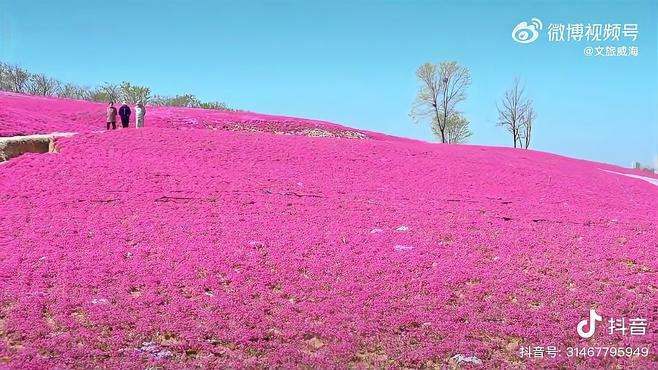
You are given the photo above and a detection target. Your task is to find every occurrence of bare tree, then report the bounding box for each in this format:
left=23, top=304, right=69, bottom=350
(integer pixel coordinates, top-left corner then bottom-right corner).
left=3, top=64, right=29, bottom=93
left=411, top=61, right=471, bottom=143
left=0, top=61, right=233, bottom=110
left=58, top=83, right=92, bottom=100
left=496, top=78, right=536, bottom=148
left=0, top=62, right=10, bottom=91
left=151, top=93, right=201, bottom=107
left=89, top=83, right=121, bottom=102
left=520, top=104, right=536, bottom=149
left=26, top=73, right=61, bottom=96
left=119, top=81, right=151, bottom=103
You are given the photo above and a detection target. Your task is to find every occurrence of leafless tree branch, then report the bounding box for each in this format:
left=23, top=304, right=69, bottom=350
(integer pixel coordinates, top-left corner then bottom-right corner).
left=496, top=77, right=536, bottom=149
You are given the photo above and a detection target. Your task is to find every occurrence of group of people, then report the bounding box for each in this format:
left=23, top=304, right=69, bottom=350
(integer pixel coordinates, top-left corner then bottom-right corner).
left=106, top=101, right=146, bottom=130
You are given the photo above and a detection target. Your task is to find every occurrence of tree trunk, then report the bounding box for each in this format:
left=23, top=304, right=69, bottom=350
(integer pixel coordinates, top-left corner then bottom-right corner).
left=433, top=108, right=446, bottom=143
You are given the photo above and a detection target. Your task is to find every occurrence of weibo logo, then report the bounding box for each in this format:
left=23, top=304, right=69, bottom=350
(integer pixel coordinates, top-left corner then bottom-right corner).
left=512, top=18, right=543, bottom=44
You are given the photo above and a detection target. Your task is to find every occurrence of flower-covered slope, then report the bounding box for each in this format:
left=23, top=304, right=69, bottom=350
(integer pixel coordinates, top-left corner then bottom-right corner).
left=0, top=94, right=657, bottom=368
left=0, top=92, right=386, bottom=140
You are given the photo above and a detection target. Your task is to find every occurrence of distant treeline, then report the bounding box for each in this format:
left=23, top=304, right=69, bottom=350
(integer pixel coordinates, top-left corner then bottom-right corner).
left=0, top=61, right=233, bottom=110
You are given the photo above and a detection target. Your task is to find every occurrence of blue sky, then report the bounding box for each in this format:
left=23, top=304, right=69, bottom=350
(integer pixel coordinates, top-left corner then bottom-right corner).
left=1, top=0, right=656, bottom=167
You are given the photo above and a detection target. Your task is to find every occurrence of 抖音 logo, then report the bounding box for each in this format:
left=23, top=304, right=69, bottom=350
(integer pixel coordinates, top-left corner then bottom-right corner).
left=512, top=18, right=543, bottom=44
left=577, top=308, right=602, bottom=339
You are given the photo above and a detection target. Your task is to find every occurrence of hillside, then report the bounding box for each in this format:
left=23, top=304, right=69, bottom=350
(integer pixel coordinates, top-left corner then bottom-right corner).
left=0, top=92, right=387, bottom=140
left=0, top=93, right=656, bottom=368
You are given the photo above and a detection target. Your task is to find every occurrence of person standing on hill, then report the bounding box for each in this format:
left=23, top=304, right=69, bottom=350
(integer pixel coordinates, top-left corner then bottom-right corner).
left=106, top=101, right=117, bottom=130
left=135, top=101, right=146, bottom=128
left=118, top=101, right=131, bottom=128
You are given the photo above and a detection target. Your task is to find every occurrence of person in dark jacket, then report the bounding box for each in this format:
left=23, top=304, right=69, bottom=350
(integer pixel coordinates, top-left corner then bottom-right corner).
left=106, top=101, right=117, bottom=130
left=118, top=101, right=131, bottom=128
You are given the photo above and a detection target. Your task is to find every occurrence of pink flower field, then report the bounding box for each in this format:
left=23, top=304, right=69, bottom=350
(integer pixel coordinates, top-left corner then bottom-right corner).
left=0, top=92, right=380, bottom=140
left=0, top=93, right=656, bottom=368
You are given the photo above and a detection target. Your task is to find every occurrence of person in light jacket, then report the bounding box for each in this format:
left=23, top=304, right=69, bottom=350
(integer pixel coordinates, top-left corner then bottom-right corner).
left=135, top=101, right=146, bottom=128
left=106, top=101, right=117, bottom=130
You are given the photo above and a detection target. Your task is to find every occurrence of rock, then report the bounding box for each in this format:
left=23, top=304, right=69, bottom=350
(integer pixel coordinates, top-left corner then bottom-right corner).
left=0, top=132, right=75, bottom=162
left=450, top=354, right=482, bottom=365
left=139, top=341, right=173, bottom=359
